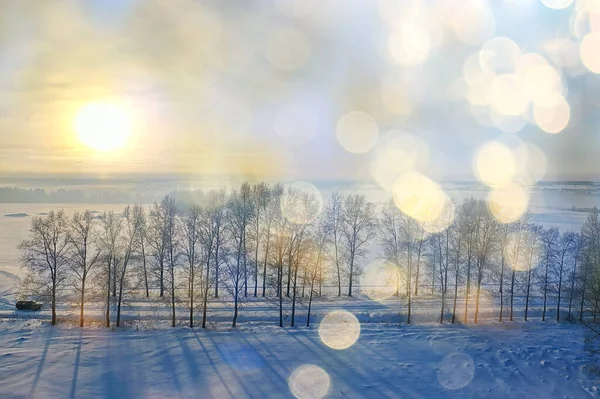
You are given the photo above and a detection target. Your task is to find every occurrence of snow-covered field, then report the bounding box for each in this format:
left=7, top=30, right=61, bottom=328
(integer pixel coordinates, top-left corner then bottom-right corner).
left=0, top=318, right=597, bottom=398
left=1, top=188, right=599, bottom=398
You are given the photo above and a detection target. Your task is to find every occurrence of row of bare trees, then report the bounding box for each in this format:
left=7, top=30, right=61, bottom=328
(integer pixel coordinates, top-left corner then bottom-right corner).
left=18, top=181, right=600, bottom=329
left=379, top=197, right=600, bottom=325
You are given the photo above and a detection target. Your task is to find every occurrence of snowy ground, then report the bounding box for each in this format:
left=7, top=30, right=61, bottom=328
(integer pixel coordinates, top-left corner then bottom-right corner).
left=0, top=318, right=597, bottom=398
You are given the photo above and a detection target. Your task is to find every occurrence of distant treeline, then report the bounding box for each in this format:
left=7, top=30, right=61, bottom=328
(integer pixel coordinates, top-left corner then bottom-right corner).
left=0, top=187, right=210, bottom=204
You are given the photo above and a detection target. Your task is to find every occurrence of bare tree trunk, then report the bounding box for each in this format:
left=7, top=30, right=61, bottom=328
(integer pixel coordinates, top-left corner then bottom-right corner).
left=510, top=269, right=516, bottom=321
left=542, top=253, right=550, bottom=321
left=171, top=268, right=176, bottom=328
left=524, top=257, right=533, bottom=322
left=51, top=278, right=57, bottom=326
left=474, top=278, right=481, bottom=323
left=464, top=256, right=471, bottom=324
left=334, top=235, right=341, bottom=296
left=232, top=292, right=238, bottom=328
left=279, top=263, right=283, bottom=327
left=142, top=243, right=149, bottom=298
left=580, top=262, right=587, bottom=323
left=202, top=255, right=211, bottom=328
left=80, top=280, right=85, bottom=327
left=160, top=261, right=164, bottom=297
left=499, top=257, right=504, bottom=322
left=189, top=267, right=194, bottom=328
left=348, top=251, right=355, bottom=297
left=291, top=261, right=299, bottom=327
left=557, top=256, right=564, bottom=322
left=568, top=260, right=578, bottom=320
left=262, top=228, right=270, bottom=297
left=106, top=258, right=111, bottom=328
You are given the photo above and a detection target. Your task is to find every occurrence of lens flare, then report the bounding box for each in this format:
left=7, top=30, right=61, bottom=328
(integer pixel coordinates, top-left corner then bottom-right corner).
left=544, top=38, right=580, bottom=68
left=392, top=172, right=448, bottom=223
left=581, top=32, right=600, bottom=73
left=388, top=23, right=433, bottom=65
left=516, top=54, right=565, bottom=107
left=420, top=199, right=456, bottom=233
left=336, top=111, right=379, bottom=154
left=479, top=37, right=521, bottom=75
left=488, top=74, right=529, bottom=116
left=474, top=142, right=516, bottom=188
left=533, top=96, right=571, bottom=133
left=445, top=0, right=496, bottom=45
left=370, top=130, right=428, bottom=191
left=437, top=353, right=475, bottom=390
left=288, top=364, right=331, bottom=399
left=487, top=183, right=529, bottom=223
left=541, top=0, right=574, bottom=10
left=514, top=143, right=547, bottom=184
left=318, top=310, right=361, bottom=350
left=280, top=181, right=323, bottom=225
left=360, top=260, right=400, bottom=301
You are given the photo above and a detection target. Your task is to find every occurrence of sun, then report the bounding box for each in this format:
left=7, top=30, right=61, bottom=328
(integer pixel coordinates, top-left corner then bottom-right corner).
left=74, top=101, right=133, bottom=151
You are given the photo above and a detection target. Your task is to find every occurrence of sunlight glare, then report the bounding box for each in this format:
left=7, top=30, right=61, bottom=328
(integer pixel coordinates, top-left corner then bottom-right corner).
left=74, top=101, right=133, bottom=152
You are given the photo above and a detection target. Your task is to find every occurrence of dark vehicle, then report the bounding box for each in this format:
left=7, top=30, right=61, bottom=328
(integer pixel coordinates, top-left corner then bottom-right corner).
left=15, top=301, right=43, bottom=311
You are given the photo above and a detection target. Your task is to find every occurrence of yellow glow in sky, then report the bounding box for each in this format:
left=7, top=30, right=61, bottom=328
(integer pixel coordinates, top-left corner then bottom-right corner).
left=74, top=101, right=133, bottom=152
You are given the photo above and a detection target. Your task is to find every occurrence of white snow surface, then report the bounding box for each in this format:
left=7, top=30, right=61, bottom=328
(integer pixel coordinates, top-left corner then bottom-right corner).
left=0, top=318, right=597, bottom=398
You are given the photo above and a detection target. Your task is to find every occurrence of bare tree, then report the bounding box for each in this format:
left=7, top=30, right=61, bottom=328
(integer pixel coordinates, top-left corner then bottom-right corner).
left=149, top=200, right=168, bottom=297
left=568, top=233, right=583, bottom=320
left=460, top=198, right=477, bottom=324
left=115, top=205, right=143, bottom=327
left=98, top=211, right=121, bottom=327
left=67, top=210, right=101, bottom=327
left=287, top=187, right=321, bottom=327
left=505, top=214, right=530, bottom=321
left=556, top=231, right=576, bottom=321
left=226, top=187, right=253, bottom=326
left=19, top=210, right=70, bottom=325
left=325, top=192, right=344, bottom=296
left=200, top=189, right=227, bottom=328
left=473, top=200, right=497, bottom=324
left=307, top=216, right=329, bottom=327
left=180, top=205, right=203, bottom=328
left=251, top=182, right=268, bottom=297
left=136, top=207, right=150, bottom=298
left=261, top=184, right=279, bottom=297
left=341, top=194, right=377, bottom=296
left=524, top=224, right=542, bottom=322
left=495, top=223, right=509, bottom=322
left=450, top=215, right=464, bottom=324
left=379, top=199, right=402, bottom=296
left=162, top=196, right=180, bottom=327
left=540, top=227, right=559, bottom=321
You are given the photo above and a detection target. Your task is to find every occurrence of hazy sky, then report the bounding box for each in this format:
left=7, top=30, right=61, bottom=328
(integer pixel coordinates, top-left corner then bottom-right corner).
left=1, top=0, right=599, bottom=185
